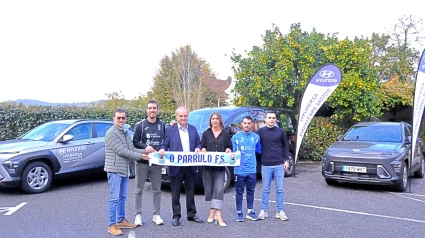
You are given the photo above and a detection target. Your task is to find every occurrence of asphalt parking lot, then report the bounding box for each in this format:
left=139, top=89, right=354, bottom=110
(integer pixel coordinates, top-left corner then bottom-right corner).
left=1, top=163, right=425, bottom=238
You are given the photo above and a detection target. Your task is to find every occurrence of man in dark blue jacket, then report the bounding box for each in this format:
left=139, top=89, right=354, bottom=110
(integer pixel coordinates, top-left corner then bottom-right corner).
left=158, top=106, right=203, bottom=226
left=257, top=110, right=289, bottom=221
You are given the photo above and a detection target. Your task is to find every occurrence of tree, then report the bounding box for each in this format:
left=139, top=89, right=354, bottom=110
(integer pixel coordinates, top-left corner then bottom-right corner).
left=103, top=91, right=129, bottom=111
left=369, top=15, right=424, bottom=82
left=231, top=23, right=382, bottom=123
left=148, top=45, right=228, bottom=112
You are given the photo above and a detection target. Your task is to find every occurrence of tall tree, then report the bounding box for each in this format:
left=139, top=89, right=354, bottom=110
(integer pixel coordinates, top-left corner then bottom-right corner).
left=369, top=15, right=424, bottom=82
left=231, top=23, right=381, bottom=123
left=148, top=45, right=228, bottom=112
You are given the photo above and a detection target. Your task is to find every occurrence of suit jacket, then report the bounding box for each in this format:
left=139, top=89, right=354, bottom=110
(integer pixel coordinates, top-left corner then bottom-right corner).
left=160, top=123, right=201, bottom=177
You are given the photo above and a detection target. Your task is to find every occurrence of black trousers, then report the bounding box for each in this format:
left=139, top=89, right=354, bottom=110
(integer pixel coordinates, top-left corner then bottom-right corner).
left=170, top=166, right=197, bottom=219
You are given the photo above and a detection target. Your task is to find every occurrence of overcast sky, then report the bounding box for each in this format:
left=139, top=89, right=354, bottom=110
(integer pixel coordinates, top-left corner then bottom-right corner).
left=1, top=1, right=424, bottom=103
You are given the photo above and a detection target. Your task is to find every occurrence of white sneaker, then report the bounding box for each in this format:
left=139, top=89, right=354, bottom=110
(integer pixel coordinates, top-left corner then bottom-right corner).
left=134, top=214, right=143, bottom=226
left=258, top=209, right=268, bottom=220
left=152, top=215, right=164, bottom=225
left=276, top=211, right=288, bottom=221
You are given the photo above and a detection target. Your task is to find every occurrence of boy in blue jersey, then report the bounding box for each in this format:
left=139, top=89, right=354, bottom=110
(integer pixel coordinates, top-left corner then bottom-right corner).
left=231, top=116, right=262, bottom=222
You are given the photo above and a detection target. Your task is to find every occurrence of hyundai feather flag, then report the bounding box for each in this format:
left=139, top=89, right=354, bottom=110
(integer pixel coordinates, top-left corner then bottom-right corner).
left=295, top=64, right=342, bottom=164
left=411, top=49, right=425, bottom=170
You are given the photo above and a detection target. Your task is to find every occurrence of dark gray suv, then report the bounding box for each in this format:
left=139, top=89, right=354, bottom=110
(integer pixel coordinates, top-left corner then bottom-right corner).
left=0, top=119, right=134, bottom=193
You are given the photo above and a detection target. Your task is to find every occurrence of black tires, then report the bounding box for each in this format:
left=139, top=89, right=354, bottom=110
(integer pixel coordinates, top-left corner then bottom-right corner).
left=413, top=158, right=425, bottom=178
left=284, top=153, right=295, bottom=177
left=223, top=166, right=232, bottom=192
left=394, top=161, right=408, bottom=192
left=325, top=178, right=338, bottom=186
left=21, top=161, right=53, bottom=194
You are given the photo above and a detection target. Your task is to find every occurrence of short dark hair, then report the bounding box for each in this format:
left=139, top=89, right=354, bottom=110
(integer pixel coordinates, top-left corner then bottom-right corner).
left=266, top=110, right=277, bottom=117
left=113, top=108, right=126, bottom=117
left=146, top=99, right=158, bottom=109
left=243, top=115, right=253, bottom=122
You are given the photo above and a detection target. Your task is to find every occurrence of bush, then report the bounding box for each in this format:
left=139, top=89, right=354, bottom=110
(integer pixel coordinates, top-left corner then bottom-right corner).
left=0, top=105, right=175, bottom=141
left=299, top=117, right=344, bottom=161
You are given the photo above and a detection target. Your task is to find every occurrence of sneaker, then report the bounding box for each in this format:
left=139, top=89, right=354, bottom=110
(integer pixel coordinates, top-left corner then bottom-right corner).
left=258, top=209, right=268, bottom=220
left=108, top=224, right=123, bottom=236
left=117, top=219, right=137, bottom=229
left=134, top=214, right=143, bottom=226
left=246, top=210, right=259, bottom=221
left=152, top=215, right=165, bottom=225
left=276, top=211, right=289, bottom=221
left=236, top=212, right=244, bottom=222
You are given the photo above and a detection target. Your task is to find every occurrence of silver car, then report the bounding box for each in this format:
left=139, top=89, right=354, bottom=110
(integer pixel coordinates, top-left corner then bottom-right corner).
left=0, top=119, right=134, bottom=193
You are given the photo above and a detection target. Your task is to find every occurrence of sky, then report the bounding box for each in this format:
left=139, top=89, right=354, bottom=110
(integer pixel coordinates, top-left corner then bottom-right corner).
left=0, top=1, right=424, bottom=103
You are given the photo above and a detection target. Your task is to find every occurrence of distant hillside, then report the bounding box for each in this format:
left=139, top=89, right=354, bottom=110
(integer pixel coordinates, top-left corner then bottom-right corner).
left=3, top=99, right=105, bottom=107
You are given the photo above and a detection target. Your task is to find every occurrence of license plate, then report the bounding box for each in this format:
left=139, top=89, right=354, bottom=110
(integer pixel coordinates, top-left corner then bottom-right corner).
left=342, top=165, right=366, bottom=173
left=161, top=167, right=167, bottom=175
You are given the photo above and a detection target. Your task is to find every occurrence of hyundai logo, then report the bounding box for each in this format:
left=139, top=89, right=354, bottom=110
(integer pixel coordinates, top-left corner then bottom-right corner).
left=319, top=70, right=335, bottom=78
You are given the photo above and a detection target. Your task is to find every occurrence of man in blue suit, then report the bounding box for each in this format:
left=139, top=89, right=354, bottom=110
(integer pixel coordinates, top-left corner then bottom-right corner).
left=159, top=106, right=203, bottom=226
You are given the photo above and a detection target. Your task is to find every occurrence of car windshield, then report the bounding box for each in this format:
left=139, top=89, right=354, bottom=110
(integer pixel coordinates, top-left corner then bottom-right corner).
left=21, top=123, right=70, bottom=142
left=342, top=124, right=402, bottom=143
left=188, top=109, right=234, bottom=133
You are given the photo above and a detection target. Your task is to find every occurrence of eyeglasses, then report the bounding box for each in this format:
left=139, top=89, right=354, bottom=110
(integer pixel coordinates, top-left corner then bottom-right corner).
left=116, top=117, right=126, bottom=120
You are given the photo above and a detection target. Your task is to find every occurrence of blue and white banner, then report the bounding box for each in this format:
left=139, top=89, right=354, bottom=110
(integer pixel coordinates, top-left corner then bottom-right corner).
left=411, top=49, right=425, bottom=169
left=295, top=64, right=342, bottom=164
left=148, top=151, right=241, bottom=166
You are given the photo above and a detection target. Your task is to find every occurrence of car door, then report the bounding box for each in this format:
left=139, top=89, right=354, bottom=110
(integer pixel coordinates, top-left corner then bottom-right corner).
left=53, top=123, right=98, bottom=173
left=93, top=122, right=113, bottom=167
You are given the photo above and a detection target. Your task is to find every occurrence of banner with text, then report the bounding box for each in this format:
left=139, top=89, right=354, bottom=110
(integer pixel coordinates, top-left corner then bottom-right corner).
left=295, top=64, right=342, bottom=164
left=148, top=151, right=241, bottom=166
left=411, top=49, right=425, bottom=170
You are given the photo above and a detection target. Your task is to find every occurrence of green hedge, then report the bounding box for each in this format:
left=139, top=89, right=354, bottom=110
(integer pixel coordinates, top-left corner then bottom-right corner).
left=299, top=117, right=344, bottom=161
left=0, top=105, right=175, bottom=141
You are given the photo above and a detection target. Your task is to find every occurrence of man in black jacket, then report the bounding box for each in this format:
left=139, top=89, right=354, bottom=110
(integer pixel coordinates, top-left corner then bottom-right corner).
left=257, top=110, right=289, bottom=221
left=133, top=100, right=166, bottom=226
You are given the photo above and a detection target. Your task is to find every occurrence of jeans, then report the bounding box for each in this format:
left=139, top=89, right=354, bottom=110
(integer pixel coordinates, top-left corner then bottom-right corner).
left=261, top=165, right=284, bottom=212
left=134, top=163, right=162, bottom=215
left=235, top=173, right=256, bottom=212
left=108, top=172, right=129, bottom=226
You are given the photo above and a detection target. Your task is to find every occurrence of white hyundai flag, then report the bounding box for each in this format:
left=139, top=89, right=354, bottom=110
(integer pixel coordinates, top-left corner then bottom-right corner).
left=411, top=49, right=425, bottom=166
left=295, top=64, right=342, bottom=164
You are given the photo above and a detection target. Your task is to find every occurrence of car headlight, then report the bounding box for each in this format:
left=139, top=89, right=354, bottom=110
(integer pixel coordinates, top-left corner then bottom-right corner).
left=2, top=159, right=20, bottom=174
left=390, top=158, right=402, bottom=172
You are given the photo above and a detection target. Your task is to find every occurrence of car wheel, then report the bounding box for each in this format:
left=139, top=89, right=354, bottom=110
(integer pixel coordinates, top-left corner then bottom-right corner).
left=394, top=161, right=408, bottom=192
left=325, top=178, right=338, bottom=186
left=413, top=158, right=425, bottom=178
left=224, top=167, right=232, bottom=192
left=21, top=161, right=53, bottom=194
left=284, top=153, right=294, bottom=177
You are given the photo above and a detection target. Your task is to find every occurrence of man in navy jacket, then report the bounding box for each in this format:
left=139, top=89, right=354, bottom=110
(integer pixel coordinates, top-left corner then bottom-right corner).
left=159, top=106, right=203, bottom=226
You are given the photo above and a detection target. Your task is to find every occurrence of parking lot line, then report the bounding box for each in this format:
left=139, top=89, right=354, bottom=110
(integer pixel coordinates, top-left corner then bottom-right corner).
left=235, top=196, right=425, bottom=224
left=0, top=202, right=27, bottom=216
left=387, top=192, right=425, bottom=203
left=388, top=192, right=425, bottom=198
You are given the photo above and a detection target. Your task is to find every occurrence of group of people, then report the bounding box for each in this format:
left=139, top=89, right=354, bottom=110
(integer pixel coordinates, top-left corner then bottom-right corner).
left=104, top=100, right=290, bottom=236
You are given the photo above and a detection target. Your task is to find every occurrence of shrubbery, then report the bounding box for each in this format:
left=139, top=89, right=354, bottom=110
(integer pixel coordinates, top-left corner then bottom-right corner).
left=299, top=117, right=344, bottom=161
left=0, top=105, right=175, bottom=141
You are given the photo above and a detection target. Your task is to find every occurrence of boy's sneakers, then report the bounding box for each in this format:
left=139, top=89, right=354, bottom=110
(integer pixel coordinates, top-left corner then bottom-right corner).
left=275, top=210, right=289, bottom=221
left=258, top=209, right=269, bottom=220
left=236, top=212, right=244, bottom=222
left=245, top=210, right=259, bottom=221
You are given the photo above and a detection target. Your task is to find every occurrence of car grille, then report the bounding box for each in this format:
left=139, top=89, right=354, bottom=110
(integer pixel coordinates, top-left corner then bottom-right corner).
left=324, top=162, right=391, bottom=180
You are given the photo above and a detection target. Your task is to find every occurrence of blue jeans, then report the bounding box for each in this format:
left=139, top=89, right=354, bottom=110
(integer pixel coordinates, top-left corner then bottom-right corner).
left=261, top=165, right=284, bottom=212
left=108, top=172, right=129, bottom=226
left=235, top=173, right=257, bottom=212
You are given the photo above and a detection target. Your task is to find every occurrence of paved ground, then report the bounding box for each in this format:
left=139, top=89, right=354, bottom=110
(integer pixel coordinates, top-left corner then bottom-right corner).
left=1, top=163, right=425, bottom=238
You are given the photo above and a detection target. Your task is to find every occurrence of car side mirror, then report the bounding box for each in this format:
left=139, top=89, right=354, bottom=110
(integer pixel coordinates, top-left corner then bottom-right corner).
left=406, top=136, right=412, bottom=144
left=337, top=135, right=343, bottom=141
left=60, top=134, right=74, bottom=143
